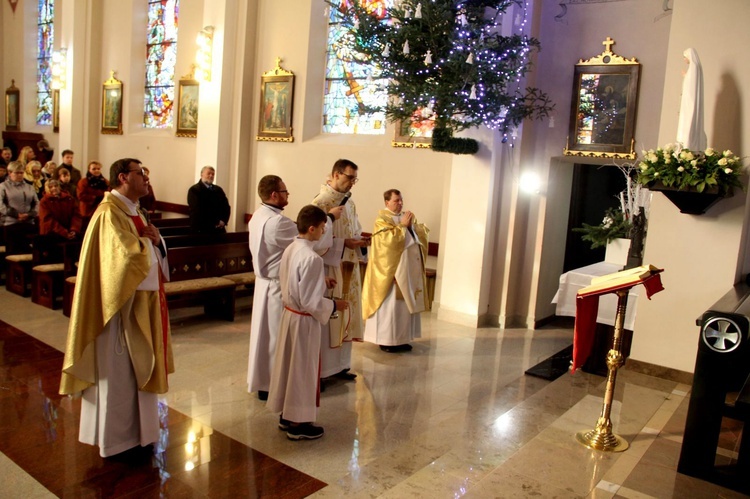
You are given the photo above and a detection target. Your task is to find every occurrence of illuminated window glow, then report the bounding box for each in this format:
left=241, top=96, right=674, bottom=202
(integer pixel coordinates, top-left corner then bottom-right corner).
left=144, top=0, right=179, bottom=128
left=36, top=0, right=54, bottom=126
left=322, top=1, right=391, bottom=135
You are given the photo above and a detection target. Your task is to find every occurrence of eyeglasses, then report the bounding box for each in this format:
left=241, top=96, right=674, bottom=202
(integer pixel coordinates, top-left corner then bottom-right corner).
left=341, top=173, right=359, bottom=183
left=126, top=168, right=146, bottom=176
left=276, top=190, right=289, bottom=194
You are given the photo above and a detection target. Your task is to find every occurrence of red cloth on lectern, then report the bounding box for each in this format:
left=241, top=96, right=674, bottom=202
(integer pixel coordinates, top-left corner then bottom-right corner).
left=571, top=271, right=664, bottom=373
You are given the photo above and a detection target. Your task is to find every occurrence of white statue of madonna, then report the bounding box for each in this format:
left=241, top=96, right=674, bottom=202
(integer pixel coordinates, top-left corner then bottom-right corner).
left=676, top=48, right=707, bottom=151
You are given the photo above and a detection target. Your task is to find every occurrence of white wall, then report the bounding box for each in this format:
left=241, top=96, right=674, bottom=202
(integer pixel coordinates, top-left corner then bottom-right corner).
left=630, top=0, right=750, bottom=373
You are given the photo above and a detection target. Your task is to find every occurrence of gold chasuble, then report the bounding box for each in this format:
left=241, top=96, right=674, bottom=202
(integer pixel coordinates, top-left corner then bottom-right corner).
left=362, top=209, right=429, bottom=320
left=60, top=192, right=173, bottom=395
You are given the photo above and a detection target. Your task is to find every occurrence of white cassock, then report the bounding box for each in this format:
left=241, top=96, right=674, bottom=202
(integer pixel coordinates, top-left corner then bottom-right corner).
left=364, top=215, right=424, bottom=346
left=267, top=238, right=334, bottom=423
left=312, top=184, right=364, bottom=377
left=247, top=204, right=340, bottom=394
left=79, top=191, right=169, bottom=457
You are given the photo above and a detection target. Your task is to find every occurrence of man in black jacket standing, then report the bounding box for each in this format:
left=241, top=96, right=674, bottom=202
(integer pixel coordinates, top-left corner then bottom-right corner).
left=187, top=166, right=231, bottom=233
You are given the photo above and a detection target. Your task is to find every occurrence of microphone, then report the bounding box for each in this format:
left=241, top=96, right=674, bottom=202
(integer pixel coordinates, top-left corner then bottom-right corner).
left=339, top=192, right=352, bottom=206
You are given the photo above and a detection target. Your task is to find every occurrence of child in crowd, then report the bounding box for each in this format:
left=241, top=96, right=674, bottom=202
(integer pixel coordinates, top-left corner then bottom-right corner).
left=267, top=205, right=348, bottom=440
left=54, top=166, right=77, bottom=200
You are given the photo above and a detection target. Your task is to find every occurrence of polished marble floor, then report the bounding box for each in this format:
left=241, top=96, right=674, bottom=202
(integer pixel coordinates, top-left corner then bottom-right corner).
left=0, top=286, right=746, bottom=498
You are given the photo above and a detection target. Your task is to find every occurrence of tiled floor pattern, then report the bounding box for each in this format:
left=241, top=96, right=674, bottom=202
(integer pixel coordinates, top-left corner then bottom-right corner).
left=0, top=286, right=746, bottom=498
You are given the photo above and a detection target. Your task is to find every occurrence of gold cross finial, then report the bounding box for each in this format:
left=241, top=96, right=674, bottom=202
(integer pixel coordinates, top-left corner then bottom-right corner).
left=602, top=37, right=615, bottom=53
left=275, top=57, right=282, bottom=70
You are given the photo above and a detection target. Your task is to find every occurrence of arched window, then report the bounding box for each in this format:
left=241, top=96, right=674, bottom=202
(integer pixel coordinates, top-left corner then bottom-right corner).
left=36, top=0, right=54, bottom=126
left=143, top=0, right=179, bottom=128
left=322, top=1, right=390, bottom=135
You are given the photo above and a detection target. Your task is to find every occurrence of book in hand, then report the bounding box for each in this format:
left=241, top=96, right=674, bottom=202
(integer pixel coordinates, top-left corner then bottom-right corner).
left=578, top=264, right=663, bottom=298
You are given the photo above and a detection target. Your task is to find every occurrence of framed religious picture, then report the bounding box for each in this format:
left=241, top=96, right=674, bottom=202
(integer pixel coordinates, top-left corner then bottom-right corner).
left=5, top=80, right=20, bottom=131
left=176, top=78, right=199, bottom=137
left=52, top=89, right=60, bottom=133
left=256, top=58, right=294, bottom=142
left=392, top=114, right=434, bottom=149
left=101, top=71, right=123, bottom=135
left=564, top=37, right=640, bottom=160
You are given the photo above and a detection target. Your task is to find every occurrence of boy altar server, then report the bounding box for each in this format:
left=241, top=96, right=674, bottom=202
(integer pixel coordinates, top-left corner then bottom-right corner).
left=267, top=205, right=348, bottom=440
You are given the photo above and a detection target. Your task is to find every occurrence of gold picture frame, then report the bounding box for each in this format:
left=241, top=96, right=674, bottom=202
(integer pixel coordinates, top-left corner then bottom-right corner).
left=257, top=58, right=294, bottom=142
left=52, top=89, right=60, bottom=133
left=5, top=80, right=20, bottom=131
left=176, top=78, right=199, bottom=138
left=392, top=115, right=434, bottom=149
left=101, top=71, right=123, bottom=135
left=564, top=37, right=640, bottom=160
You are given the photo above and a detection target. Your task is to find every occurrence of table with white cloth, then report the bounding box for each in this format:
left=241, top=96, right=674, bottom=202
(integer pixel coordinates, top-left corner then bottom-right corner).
left=552, top=261, right=637, bottom=374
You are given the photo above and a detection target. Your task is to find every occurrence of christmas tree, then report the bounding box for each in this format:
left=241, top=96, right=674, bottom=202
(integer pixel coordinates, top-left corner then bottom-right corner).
left=328, top=0, right=553, bottom=154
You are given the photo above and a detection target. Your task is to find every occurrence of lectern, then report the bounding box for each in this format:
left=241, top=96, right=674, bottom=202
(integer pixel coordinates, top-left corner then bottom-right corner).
left=572, top=265, right=664, bottom=452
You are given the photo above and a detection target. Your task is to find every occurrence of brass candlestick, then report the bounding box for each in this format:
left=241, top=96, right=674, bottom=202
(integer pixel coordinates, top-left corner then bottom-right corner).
left=576, top=288, right=630, bottom=452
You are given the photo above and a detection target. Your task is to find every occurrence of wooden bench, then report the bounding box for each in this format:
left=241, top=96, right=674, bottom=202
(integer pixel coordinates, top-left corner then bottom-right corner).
left=30, top=239, right=82, bottom=309
left=64, top=241, right=255, bottom=321
left=5, top=253, right=33, bottom=296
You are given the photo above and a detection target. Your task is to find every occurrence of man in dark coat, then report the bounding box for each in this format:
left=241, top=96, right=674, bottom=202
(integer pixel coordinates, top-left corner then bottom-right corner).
left=187, top=166, right=231, bottom=233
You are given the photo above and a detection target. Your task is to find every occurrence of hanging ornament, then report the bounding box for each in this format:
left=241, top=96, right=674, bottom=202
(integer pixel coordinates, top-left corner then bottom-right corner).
left=424, top=50, right=433, bottom=65
left=415, top=3, right=422, bottom=18
left=382, top=43, right=391, bottom=57
left=404, top=8, right=411, bottom=18
left=353, top=18, right=359, bottom=30
left=459, top=13, right=468, bottom=26
left=403, top=40, right=410, bottom=55
left=469, top=84, right=477, bottom=100
left=466, top=53, right=474, bottom=64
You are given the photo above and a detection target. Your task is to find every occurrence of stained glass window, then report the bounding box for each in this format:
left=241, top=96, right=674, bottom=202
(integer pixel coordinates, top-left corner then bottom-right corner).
left=144, top=0, right=179, bottom=128
left=323, top=1, right=391, bottom=135
left=36, top=0, right=54, bottom=126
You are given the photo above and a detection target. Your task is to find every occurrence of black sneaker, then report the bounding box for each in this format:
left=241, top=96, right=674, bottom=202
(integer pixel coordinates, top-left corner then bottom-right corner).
left=286, top=423, right=324, bottom=440
left=257, top=390, right=268, bottom=401
left=279, top=416, right=291, bottom=431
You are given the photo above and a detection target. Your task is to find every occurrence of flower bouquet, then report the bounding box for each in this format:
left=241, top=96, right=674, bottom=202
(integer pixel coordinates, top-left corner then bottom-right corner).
left=637, top=144, right=744, bottom=194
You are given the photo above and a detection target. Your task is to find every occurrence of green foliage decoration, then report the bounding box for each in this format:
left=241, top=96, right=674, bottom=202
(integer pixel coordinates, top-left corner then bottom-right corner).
left=327, top=0, right=554, bottom=155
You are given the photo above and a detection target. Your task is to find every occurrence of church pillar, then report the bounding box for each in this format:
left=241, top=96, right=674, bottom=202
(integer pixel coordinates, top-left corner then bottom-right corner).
left=435, top=127, right=506, bottom=327
left=57, top=0, right=98, bottom=161
left=194, top=1, right=257, bottom=229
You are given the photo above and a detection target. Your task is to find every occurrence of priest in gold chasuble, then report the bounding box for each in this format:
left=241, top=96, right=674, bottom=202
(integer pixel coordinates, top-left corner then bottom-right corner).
left=362, top=189, right=429, bottom=352
left=60, top=158, right=172, bottom=458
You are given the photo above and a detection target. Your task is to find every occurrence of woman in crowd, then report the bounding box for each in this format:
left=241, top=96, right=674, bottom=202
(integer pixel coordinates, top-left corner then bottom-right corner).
left=16, top=146, right=35, bottom=168
left=77, top=160, right=109, bottom=231
left=0, top=161, right=39, bottom=253
left=23, top=160, right=46, bottom=199
left=54, top=166, right=77, bottom=200
left=42, top=161, right=57, bottom=180
left=39, top=179, right=80, bottom=241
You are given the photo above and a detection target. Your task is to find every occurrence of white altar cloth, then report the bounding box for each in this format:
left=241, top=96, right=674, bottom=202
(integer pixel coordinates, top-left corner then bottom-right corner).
left=552, top=261, right=639, bottom=330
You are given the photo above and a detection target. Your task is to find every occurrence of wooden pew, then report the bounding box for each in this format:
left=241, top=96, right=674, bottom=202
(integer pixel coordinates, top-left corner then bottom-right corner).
left=64, top=240, right=255, bottom=321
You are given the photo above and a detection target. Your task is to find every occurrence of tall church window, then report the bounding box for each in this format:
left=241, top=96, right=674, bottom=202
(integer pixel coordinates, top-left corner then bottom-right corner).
left=37, top=0, right=54, bottom=126
left=323, top=1, right=390, bottom=135
left=144, top=0, right=179, bottom=128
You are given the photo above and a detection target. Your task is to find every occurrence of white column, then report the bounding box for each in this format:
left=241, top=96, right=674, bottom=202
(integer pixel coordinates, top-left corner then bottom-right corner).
left=194, top=0, right=257, bottom=230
